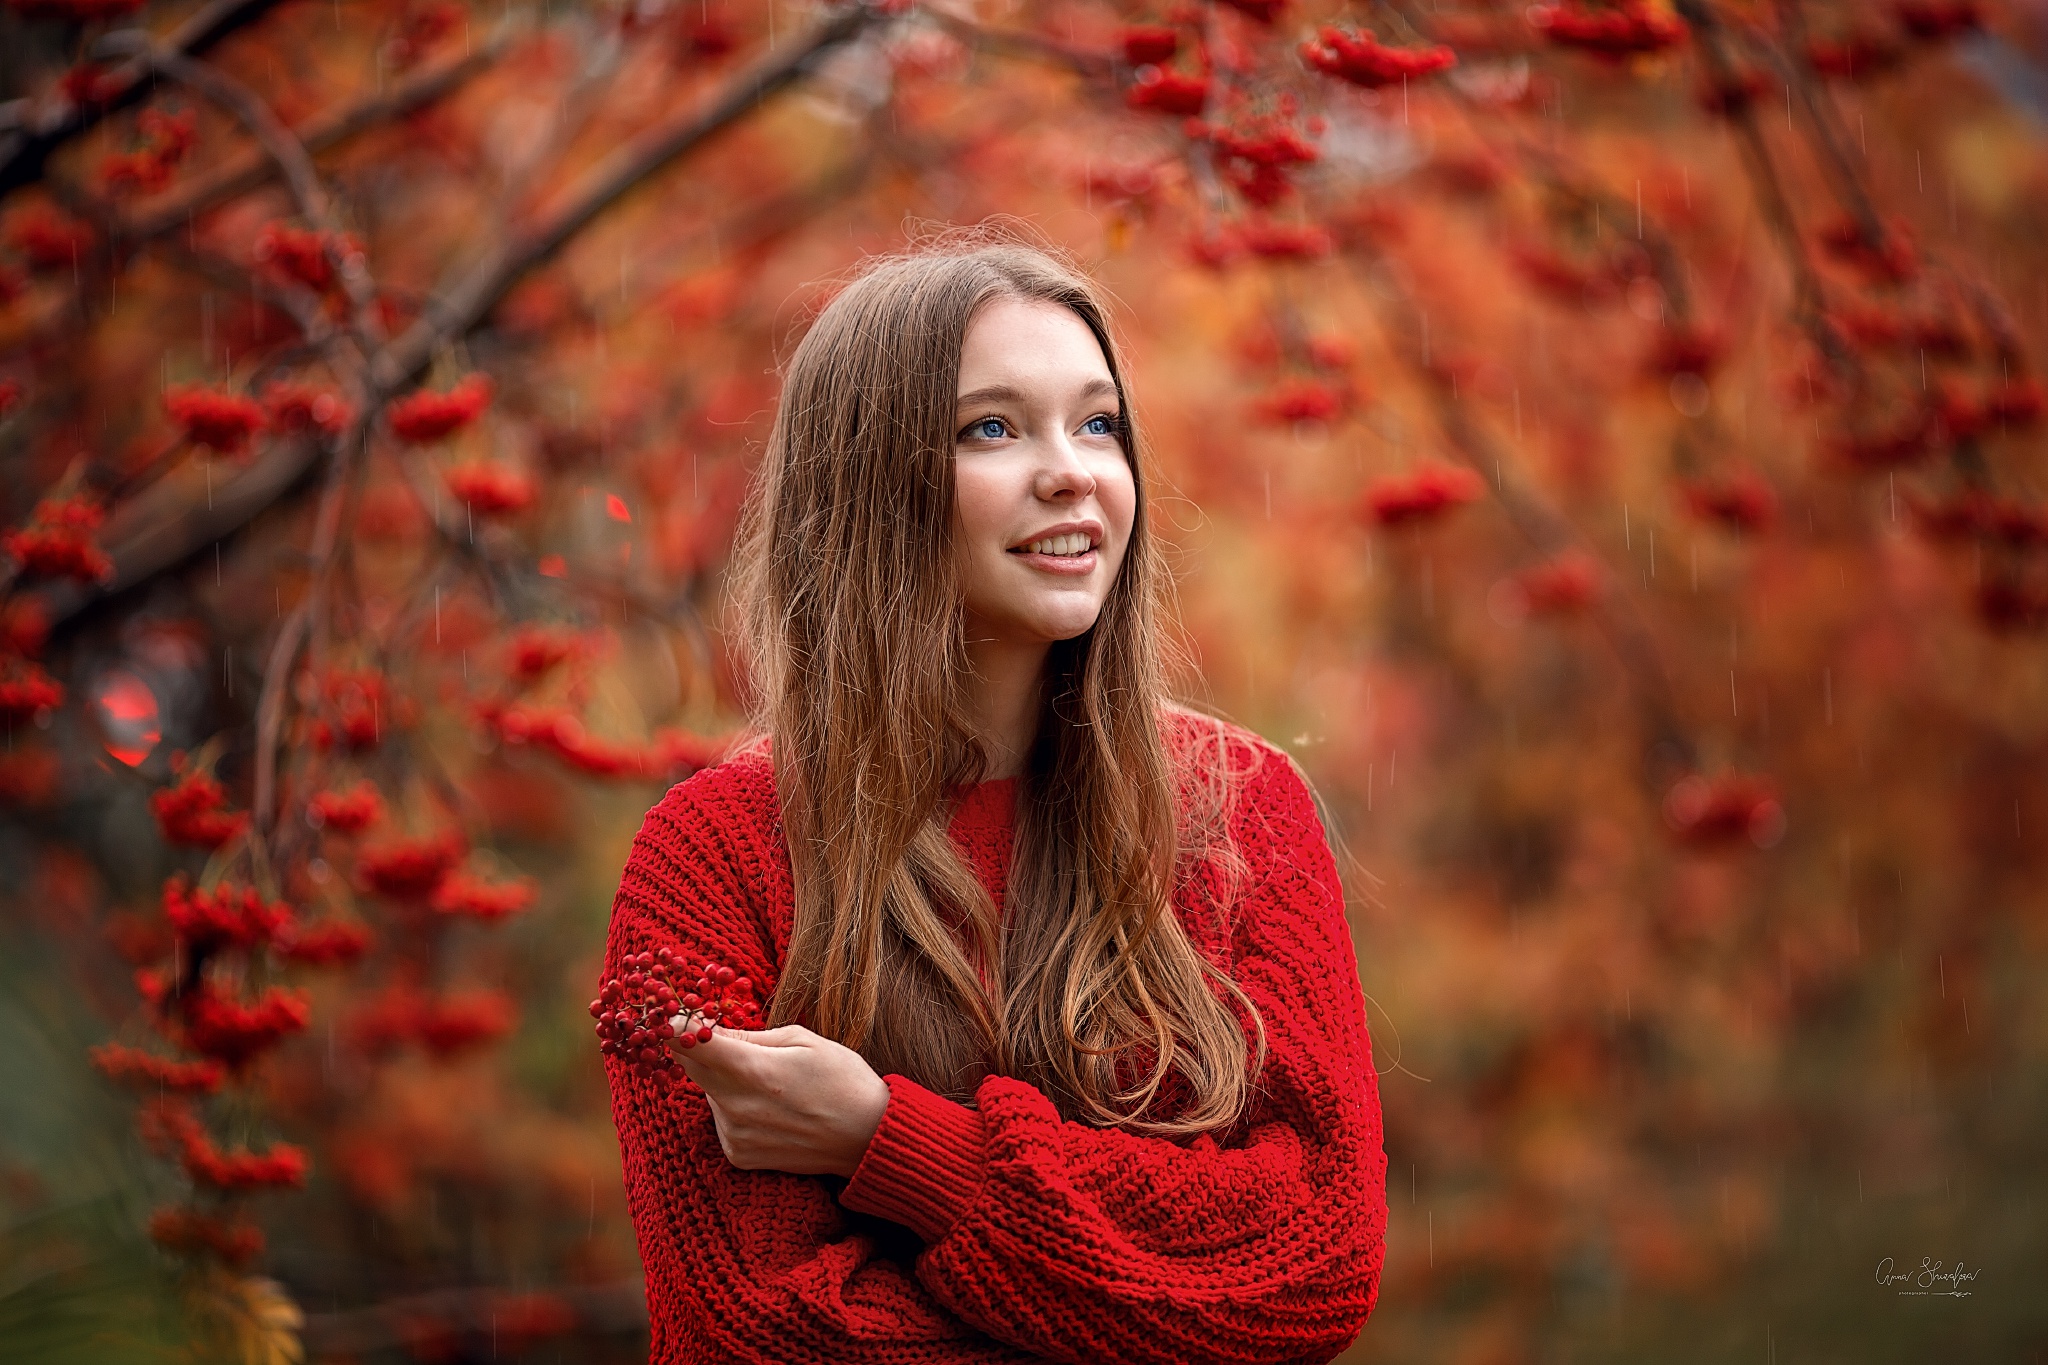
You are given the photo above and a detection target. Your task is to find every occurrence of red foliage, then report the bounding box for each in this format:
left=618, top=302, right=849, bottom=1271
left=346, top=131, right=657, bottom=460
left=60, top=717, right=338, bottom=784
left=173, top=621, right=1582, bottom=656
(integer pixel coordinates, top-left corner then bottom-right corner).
left=59, top=62, right=124, bottom=108
left=1205, top=119, right=1319, bottom=207
left=1909, top=490, right=2048, bottom=546
left=164, top=384, right=268, bottom=455
left=417, top=990, right=518, bottom=1055
left=1663, top=773, right=1784, bottom=849
left=430, top=869, right=539, bottom=922
left=306, top=667, right=407, bottom=751
left=1215, top=0, right=1285, bottom=23
left=1121, top=24, right=1180, bottom=66
left=1360, top=464, right=1485, bottom=526
left=1239, top=219, right=1334, bottom=261
left=1300, top=28, right=1456, bottom=88
left=1681, top=470, right=1778, bottom=533
left=99, top=108, right=197, bottom=195
left=388, top=373, right=495, bottom=442
left=446, top=460, right=537, bottom=516
left=1126, top=68, right=1210, bottom=117
left=1986, top=377, right=2046, bottom=426
left=4, top=495, right=112, bottom=583
left=89, top=1042, right=225, bottom=1095
left=151, top=769, right=249, bottom=850
left=1509, top=240, right=1639, bottom=306
left=1528, top=3, right=1686, bottom=60
left=352, top=983, right=518, bottom=1057
left=163, top=875, right=294, bottom=955
left=508, top=625, right=581, bottom=681
left=1804, top=32, right=1904, bottom=79
left=149, top=1206, right=264, bottom=1267
left=1515, top=552, right=1604, bottom=615
left=1697, top=67, right=1769, bottom=116
left=278, top=919, right=374, bottom=966
left=1977, top=579, right=2048, bottom=631
left=1837, top=412, right=1936, bottom=470
left=6, top=205, right=93, bottom=271
left=1818, top=215, right=1918, bottom=283
left=0, top=659, right=64, bottom=721
left=1252, top=376, right=1349, bottom=424
left=0, top=598, right=48, bottom=656
left=1895, top=2, right=1982, bottom=41
left=387, top=0, right=464, bottom=69
left=1648, top=322, right=1726, bottom=377
left=253, top=222, right=363, bottom=293
left=357, top=828, right=467, bottom=901
left=178, top=980, right=311, bottom=1068
left=309, top=779, right=384, bottom=833
left=142, top=1099, right=310, bottom=1190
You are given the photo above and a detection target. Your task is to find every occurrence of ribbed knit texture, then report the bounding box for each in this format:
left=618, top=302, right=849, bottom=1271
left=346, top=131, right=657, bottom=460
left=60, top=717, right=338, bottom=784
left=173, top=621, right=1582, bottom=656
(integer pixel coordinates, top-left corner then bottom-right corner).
left=602, top=715, right=1387, bottom=1364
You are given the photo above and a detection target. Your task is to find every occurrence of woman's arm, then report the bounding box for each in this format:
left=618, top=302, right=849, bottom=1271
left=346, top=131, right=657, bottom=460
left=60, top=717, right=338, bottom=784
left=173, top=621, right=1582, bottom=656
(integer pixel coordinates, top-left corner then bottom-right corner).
left=836, top=750, right=1387, bottom=1365
left=603, top=768, right=1033, bottom=1365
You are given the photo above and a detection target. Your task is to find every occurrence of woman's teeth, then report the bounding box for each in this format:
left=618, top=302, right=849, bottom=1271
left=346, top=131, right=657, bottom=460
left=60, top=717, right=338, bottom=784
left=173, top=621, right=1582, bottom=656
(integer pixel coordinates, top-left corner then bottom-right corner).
left=1019, top=533, right=1092, bottom=556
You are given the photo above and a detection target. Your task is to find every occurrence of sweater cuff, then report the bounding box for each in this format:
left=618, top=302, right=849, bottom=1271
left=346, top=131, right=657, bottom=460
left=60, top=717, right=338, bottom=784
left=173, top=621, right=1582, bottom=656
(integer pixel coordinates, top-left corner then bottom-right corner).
left=838, top=1073, right=987, bottom=1243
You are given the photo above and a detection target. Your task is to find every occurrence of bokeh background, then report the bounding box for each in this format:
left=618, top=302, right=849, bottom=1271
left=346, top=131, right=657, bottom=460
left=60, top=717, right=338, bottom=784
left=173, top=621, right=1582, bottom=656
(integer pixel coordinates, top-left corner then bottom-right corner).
left=3, top=0, right=2046, bottom=1360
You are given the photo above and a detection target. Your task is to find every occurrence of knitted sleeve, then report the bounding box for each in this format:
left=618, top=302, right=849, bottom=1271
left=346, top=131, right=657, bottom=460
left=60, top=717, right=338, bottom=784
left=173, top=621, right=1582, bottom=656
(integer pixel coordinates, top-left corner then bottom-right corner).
left=602, top=764, right=1033, bottom=1365
left=837, top=746, right=1388, bottom=1365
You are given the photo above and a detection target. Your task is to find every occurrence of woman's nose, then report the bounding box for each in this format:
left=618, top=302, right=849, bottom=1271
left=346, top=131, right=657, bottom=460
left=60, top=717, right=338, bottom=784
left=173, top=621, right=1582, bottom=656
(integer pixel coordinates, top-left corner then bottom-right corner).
left=1033, top=435, right=1097, bottom=501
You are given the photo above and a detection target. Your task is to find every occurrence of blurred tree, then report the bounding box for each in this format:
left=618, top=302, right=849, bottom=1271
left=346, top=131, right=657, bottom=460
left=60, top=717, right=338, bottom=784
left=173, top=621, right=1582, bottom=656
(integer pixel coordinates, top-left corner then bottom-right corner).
left=0, top=0, right=2044, bottom=1360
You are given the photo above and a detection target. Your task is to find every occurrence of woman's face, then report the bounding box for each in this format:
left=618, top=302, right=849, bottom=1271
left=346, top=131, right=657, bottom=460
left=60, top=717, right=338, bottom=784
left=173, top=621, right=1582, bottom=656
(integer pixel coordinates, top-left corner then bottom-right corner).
left=951, top=297, right=1137, bottom=652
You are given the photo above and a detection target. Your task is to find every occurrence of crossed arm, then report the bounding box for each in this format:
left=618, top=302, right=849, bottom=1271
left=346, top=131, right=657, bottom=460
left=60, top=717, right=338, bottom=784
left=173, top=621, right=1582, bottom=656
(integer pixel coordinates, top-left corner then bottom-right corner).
left=602, top=754, right=1387, bottom=1365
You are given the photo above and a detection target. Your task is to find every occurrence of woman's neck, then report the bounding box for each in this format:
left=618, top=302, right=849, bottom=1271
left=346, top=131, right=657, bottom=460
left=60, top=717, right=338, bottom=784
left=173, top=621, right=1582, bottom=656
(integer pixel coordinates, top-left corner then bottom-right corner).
left=962, top=630, right=1047, bottom=780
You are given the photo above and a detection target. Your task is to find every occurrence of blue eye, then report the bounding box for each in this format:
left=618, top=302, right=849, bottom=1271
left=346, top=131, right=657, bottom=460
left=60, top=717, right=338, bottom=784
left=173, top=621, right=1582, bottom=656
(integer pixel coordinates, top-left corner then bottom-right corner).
left=1084, top=414, right=1120, bottom=437
left=965, top=417, right=1007, bottom=440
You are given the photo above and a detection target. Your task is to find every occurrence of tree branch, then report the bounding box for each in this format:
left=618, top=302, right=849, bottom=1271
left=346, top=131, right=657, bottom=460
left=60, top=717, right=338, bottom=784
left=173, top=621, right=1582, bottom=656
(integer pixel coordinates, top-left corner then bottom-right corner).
left=38, top=4, right=892, bottom=636
left=0, top=0, right=287, bottom=200
left=374, top=0, right=889, bottom=388
left=93, top=32, right=383, bottom=350
left=120, top=34, right=511, bottom=244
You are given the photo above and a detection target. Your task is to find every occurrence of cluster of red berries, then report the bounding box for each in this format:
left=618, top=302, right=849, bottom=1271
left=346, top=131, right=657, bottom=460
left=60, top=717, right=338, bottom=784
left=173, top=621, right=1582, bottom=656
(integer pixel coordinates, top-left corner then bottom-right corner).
left=99, top=108, right=198, bottom=196
left=388, top=373, right=494, bottom=443
left=592, top=952, right=762, bottom=1080
left=1300, top=27, right=1457, bottom=90
left=3, top=494, right=112, bottom=583
left=164, top=383, right=268, bottom=456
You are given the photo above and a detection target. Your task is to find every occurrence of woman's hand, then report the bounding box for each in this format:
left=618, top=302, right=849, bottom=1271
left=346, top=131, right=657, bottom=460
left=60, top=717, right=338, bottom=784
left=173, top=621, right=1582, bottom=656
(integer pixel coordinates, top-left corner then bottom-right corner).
left=674, top=1022, right=891, bottom=1178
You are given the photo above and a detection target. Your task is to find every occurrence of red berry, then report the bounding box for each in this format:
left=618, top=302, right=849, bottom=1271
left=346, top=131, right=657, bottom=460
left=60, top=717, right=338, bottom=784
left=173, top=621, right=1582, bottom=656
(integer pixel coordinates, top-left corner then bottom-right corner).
left=677, top=1033, right=697, bottom=1050
left=734, top=977, right=751, bottom=993
left=696, top=1025, right=714, bottom=1043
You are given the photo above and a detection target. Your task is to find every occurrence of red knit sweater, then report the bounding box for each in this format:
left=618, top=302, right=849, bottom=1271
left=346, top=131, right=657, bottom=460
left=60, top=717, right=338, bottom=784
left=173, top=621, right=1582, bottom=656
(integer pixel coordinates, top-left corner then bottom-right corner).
left=601, top=717, right=1387, bottom=1364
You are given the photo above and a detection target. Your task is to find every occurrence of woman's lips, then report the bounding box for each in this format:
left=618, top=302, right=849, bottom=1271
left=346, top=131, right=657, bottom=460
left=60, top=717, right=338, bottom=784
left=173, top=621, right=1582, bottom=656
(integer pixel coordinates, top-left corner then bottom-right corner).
left=1007, top=547, right=1098, bottom=575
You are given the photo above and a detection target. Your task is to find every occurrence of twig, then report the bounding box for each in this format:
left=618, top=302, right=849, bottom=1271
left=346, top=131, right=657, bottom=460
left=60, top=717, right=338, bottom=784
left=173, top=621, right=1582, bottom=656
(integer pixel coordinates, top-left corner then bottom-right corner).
left=120, top=35, right=511, bottom=244
left=0, top=0, right=287, bottom=200
left=94, top=33, right=383, bottom=356
left=374, top=0, right=890, bottom=389
left=41, top=5, right=892, bottom=636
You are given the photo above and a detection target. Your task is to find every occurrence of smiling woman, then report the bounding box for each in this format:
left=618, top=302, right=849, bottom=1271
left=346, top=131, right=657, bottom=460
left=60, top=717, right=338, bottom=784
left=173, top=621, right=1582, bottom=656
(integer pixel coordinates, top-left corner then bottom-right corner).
left=599, top=236, right=1388, bottom=1365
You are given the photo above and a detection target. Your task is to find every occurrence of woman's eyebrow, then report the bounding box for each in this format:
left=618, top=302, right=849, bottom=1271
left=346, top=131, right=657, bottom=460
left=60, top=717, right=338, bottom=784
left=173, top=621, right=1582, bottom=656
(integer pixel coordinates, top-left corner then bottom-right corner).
left=956, top=378, right=1121, bottom=408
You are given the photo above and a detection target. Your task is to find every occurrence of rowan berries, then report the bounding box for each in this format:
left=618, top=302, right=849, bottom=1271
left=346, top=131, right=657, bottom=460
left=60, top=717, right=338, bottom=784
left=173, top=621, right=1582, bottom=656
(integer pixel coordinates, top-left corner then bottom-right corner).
left=593, top=954, right=763, bottom=1082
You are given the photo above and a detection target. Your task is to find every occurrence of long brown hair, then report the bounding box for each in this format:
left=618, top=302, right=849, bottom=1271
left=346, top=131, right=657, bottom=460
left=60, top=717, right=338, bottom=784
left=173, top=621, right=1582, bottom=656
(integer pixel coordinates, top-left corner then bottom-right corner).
left=730, top=235, right=1265, bottom=1136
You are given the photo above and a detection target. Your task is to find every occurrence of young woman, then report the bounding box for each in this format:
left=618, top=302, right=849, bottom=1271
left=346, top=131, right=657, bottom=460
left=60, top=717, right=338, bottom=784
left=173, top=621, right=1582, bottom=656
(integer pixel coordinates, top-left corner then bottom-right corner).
left=601, top=239, right=1388, bottom=1364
